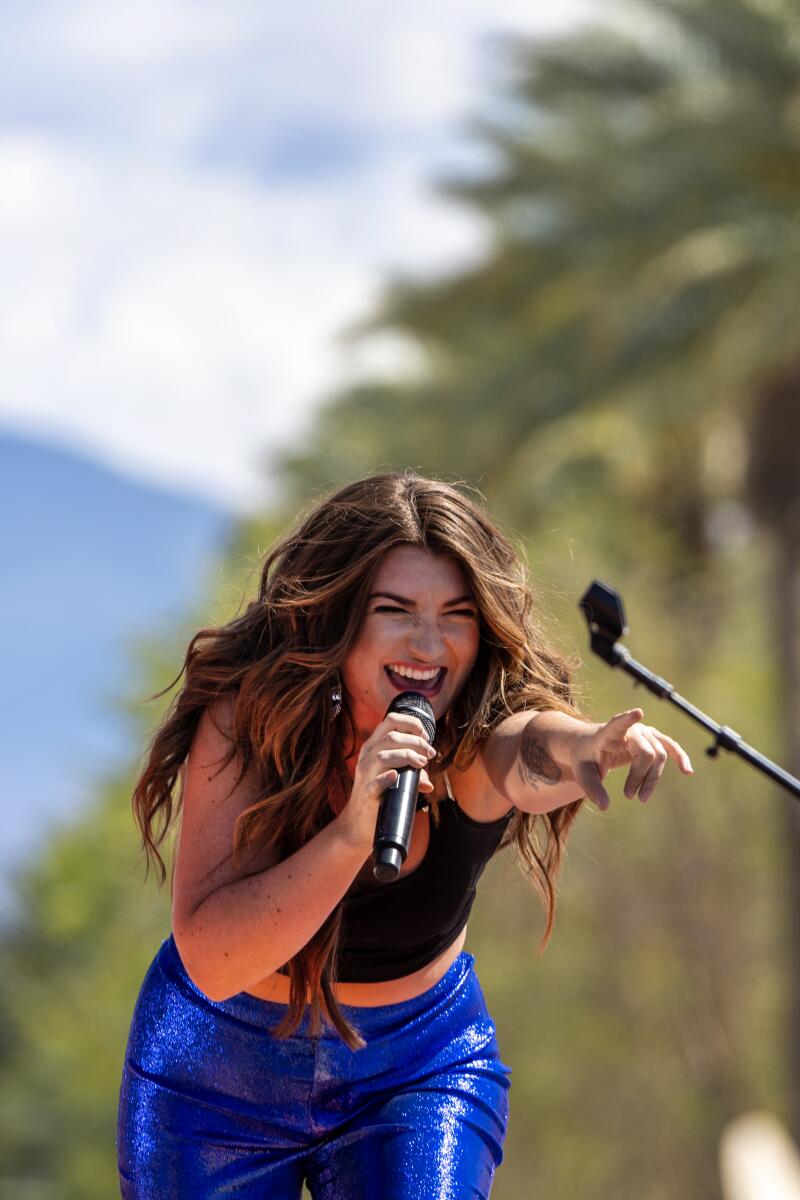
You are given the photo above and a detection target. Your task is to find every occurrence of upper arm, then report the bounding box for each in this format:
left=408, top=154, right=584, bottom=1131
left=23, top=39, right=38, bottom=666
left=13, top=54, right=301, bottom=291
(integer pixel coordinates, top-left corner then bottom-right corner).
left=171, top=695, right=276, bottom=937
left=482, top=709, right=587, bottom=815
left=479, top=712, right=537, bottom=806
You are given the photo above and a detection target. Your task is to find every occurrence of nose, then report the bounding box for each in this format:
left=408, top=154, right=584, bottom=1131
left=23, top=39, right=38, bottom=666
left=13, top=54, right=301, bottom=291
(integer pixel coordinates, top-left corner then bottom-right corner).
left=407, top=617, right=446, bottom=660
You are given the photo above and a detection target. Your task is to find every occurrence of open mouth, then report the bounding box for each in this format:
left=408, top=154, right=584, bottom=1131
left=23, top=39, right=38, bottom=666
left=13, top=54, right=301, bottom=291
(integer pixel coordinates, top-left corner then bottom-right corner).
left=384, top=665, right=446, bottom=696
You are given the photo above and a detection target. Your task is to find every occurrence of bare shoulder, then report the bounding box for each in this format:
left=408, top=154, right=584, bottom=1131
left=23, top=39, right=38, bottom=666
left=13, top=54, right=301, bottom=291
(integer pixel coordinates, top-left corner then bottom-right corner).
left=172, top=694, right=277, bottom=936
left=447, top=710, right=547, bottom=822
left=445, top=738, right=515, bottom=824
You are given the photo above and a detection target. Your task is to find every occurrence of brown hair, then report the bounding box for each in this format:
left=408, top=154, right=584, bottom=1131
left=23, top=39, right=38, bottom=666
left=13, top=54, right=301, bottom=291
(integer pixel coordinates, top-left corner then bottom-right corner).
left=132, top=471, right=588, bottom=1048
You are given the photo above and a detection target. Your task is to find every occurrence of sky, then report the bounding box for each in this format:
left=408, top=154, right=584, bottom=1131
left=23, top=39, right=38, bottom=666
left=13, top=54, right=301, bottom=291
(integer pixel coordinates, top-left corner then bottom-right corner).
left=0, top=0, right=593, bottom=514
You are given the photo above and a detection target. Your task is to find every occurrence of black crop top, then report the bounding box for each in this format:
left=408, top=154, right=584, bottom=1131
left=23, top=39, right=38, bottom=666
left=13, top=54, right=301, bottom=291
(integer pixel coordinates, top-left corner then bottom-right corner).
left=335, top=773, right=514, bottom=983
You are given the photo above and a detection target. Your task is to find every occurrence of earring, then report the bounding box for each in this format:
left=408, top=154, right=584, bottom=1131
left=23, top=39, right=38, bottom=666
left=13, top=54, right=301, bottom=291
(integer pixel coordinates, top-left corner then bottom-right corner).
left=331, top=674, right=342, bottom=720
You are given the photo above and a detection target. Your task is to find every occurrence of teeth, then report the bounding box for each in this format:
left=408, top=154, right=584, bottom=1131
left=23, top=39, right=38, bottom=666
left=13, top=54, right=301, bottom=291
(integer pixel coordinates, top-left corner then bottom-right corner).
left=388, top=664, right=441, bottom=682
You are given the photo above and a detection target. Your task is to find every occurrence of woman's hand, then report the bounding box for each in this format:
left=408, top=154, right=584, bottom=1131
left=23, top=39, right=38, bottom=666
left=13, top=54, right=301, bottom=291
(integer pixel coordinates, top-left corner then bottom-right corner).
left=335, top=713, right=436, bottom=854
left=549, top=708, right=693, bottom=812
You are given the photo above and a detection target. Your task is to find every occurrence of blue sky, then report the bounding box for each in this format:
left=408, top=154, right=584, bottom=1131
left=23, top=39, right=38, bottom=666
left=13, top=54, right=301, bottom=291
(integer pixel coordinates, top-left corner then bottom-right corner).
left=0, top=0, right=592, bottom=513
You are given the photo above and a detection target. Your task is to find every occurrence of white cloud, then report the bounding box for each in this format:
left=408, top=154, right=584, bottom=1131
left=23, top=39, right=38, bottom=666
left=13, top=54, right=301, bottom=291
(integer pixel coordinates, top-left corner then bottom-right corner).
left=0, top=0, right=594, bottom=512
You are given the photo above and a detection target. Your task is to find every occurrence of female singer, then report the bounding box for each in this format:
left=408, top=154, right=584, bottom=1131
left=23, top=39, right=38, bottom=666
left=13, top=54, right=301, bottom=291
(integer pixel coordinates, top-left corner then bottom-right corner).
left=117, top=471, right=692, bottom=1198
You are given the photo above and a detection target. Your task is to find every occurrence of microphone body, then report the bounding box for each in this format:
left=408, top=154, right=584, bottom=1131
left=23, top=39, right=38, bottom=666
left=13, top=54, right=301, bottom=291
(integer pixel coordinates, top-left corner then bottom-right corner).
left=372, top=692, right=436, bottom=882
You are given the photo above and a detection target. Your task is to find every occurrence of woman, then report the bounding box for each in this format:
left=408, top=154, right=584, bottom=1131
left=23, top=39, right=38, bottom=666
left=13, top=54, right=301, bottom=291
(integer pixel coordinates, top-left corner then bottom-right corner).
left=117, top=471, right=692, bottom=1198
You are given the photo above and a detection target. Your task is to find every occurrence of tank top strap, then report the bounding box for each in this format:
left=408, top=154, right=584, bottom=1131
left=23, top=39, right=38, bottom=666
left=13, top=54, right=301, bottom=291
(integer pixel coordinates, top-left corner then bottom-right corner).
left=417, top=767, right=454, bottom=815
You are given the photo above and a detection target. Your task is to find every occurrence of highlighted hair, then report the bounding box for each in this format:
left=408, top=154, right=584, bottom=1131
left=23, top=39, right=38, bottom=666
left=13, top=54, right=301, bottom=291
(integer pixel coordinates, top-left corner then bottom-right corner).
left=132, top=472, right=587, bottom=1049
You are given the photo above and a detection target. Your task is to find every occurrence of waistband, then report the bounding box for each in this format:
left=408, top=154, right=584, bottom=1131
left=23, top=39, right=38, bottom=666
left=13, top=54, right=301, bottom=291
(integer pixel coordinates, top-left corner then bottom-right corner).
left=159, top=933, right=478, bottom=1039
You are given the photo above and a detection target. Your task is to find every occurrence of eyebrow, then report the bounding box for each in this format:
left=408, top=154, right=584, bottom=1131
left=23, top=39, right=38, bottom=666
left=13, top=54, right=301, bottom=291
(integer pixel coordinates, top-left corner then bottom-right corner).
left=369, top=591, right=475, bottom=607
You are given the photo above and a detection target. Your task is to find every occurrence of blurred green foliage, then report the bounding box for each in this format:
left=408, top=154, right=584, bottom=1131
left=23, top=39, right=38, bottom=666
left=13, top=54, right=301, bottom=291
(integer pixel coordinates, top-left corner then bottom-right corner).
left=2, top=0, right=799, bottom=1196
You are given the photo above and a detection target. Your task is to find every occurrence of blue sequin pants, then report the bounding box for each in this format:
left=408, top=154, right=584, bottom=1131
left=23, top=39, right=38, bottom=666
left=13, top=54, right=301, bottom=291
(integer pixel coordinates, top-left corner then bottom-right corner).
left=117, top=933, right=512, bottom=1198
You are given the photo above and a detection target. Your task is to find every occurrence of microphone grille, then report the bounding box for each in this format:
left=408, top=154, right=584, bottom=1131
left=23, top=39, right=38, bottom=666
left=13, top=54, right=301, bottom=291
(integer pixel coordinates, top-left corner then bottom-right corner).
left=386, top=692, right=436, bottom=742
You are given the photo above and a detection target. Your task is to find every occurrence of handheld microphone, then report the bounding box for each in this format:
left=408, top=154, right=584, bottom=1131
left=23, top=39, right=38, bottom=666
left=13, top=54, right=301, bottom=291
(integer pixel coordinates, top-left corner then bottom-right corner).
left=372, top=692, right=437, bottom=882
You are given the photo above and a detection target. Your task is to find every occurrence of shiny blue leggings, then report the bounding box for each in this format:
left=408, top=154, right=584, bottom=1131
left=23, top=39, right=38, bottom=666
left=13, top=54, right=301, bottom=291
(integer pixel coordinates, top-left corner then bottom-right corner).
left=117, top=934, right=512, bottom=1198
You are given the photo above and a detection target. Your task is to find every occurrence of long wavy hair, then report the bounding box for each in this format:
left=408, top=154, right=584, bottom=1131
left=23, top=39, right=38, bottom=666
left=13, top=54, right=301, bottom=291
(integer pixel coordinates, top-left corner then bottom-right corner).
left=132, top=471, right=589, bottom=1049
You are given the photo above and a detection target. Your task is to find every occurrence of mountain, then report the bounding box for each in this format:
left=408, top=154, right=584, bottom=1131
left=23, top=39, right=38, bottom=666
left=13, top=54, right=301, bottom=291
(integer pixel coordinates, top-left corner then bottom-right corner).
left=0, top=431, right=235, bottom=917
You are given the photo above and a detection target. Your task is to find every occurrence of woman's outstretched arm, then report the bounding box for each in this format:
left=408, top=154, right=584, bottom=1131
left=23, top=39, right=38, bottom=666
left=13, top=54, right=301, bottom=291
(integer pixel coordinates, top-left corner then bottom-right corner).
left=481, top=708, right=693, bottom=816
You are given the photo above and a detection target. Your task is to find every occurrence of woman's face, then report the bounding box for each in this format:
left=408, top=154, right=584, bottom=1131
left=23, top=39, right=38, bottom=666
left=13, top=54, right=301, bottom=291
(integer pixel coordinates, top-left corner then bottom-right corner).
left=341, top=544, right=481, bottom=740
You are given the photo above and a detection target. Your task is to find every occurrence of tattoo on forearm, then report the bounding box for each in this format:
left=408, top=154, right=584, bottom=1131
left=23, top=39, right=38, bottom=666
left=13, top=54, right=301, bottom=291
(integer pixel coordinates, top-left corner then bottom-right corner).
left=518, top=729, right=562, bottom=789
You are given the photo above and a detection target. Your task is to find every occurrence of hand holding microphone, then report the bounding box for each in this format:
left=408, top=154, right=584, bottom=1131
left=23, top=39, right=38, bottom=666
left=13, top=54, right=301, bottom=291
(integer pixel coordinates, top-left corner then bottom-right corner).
left=334, top=693, right=437, bottom=877
left=372, top=693, right=437, bottom=882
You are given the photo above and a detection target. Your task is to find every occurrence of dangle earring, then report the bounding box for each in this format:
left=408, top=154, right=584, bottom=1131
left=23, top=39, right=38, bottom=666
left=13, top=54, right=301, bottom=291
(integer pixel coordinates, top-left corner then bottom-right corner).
left=330, top=673, right=342, bottom=720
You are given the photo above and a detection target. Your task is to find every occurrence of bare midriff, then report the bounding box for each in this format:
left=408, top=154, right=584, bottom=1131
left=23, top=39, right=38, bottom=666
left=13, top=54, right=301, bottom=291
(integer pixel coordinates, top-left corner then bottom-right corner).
left=243, top=925, right=468, bottom=1008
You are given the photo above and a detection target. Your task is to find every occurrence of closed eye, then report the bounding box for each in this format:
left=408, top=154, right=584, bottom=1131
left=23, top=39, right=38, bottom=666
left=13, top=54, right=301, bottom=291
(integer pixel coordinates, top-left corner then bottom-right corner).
left=373, top=605, right=476, bottom=617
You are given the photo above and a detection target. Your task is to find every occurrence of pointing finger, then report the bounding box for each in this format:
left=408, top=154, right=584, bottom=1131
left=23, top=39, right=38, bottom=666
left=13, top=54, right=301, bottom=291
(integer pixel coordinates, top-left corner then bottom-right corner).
left=602, top=709, right=644, bottom=737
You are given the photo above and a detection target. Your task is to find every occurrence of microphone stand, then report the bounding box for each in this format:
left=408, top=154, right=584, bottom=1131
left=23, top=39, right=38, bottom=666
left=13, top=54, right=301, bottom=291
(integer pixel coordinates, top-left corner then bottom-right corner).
left=579, top=580, right=800, bottom=800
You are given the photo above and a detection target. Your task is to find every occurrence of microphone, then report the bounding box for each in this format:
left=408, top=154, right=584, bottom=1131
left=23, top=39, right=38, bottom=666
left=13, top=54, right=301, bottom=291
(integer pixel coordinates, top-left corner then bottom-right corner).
left=372, top=692, right=437, bottom=882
